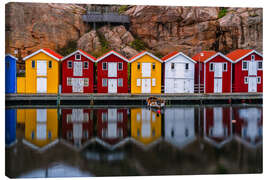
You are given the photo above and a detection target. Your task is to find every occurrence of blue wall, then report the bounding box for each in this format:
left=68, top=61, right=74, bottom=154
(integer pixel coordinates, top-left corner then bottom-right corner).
left=5, top=55, right=17, bottom=93
left=5, top=109, right=17, bottom=146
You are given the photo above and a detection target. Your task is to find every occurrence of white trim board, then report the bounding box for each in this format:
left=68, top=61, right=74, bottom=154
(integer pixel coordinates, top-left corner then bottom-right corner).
left=6, top=54, right=18, bottom=61
left=96, top=51, right=129, bottom=63
left=233, top=50, right=263, bottom=63
left=61, top=50, right=95, bottom=62
left=203, top=52, right=234, bottom=64
left=163, top=52, right=197, bottom=64
left=129, top=51, right=163, bottom=63
left=23, top=49, right=61, bottom=61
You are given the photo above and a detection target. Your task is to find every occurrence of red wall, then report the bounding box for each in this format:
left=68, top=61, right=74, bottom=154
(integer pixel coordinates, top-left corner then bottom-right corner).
left=62, top=54, right=94, bottom=93
left=195, top=63, right=205, bottom=86
left=233, top=53, right=263, bottom=92
left=97, top=54, right=128, bottom=93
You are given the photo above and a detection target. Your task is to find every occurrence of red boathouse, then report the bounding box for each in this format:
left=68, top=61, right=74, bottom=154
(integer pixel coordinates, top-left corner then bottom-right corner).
left=96, top=50, right=129, bottom=93
left=61, top=50, right=96, bottom=93
left=227, top=49, right=263, bottom=92
left=193, top=51, right=233, bottom=93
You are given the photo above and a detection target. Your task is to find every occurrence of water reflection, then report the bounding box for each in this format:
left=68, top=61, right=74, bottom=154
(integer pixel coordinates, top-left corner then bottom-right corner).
left=5, top=105, right=263, bottom=177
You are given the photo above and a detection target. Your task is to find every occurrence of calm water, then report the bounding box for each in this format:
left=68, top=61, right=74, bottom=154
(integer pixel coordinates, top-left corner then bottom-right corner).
left=5, top=105, right=262, bottom=178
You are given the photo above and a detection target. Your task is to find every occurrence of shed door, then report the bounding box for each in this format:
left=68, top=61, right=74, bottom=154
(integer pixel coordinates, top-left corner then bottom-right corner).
left=212, top=107, right=224, bottom=137
left=37, top=61, right=47, bottom=76
left=107, top=109, right=117, bottom=138
left=175, top=79, right=184, bottom=93
left=165, top=79, right=174, bottom=93
left=248, top=61, right=257, bottom=76
left=248, top=77, right=257, bottom=92
left=72, top=78, right=84, bottom=93
left=37, top=77, right=47, bottom=93
left=214, top=63, right=223, bottom=78
left=108, top=63, right=117, bottom=77
left=175, top=63, right=185, bottom=78
left=73, top=124, right=83, bottom=139
left=36, top=123, right=47, bottom=140
left=142, top=63, right=151, bottom=77
left=214, top=78, right=222, bottom=93
left=108, top=79, right=117, bottom=93
left=73, top=62, right=82, bottom=76
left=184, top=79, right=192, bottom=93
left=141, top=109, right=151, bottom=137
left=71, top=109, right=84, bottom=122
left=142, top=79, right=151, bottom=93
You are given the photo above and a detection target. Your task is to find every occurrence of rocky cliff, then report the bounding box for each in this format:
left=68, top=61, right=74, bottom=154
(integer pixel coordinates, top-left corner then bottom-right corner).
left=5, top=3, right=262, bottom=59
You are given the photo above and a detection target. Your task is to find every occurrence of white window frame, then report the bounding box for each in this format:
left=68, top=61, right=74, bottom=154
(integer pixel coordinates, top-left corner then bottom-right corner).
left=137, top=62, right=140, bottom=70
left=242, top=61, right=248, bottom=71
left=118, top=78, right=123, bottom=87
left=136, top=79, right=141, bottom=86
left=244, top=76, right=248, bottom=84
left=209, top=62, right=214, bottom=71
left=185, top=63, right=189, bottom=70
left=67, top=77, right=72, bottom=86
left=102, top=112, right=107, bottom=122
left=118, top=62, right=123, bottom=70
left=84, top=78, right=89, bottom=87
left=83, top=61, right=89, bottom=69
left=152, top=78, right=156, bottom=86
left=102, top=62, right=107, bottom=70
left=257, top=61, right=263, bottom=70
left=223, top=62, right=227, bottom=72
left=257, top=76, right=261, bottom=84
left=75, top=54, right=81, bottom=60
left=67, top=61, right=72, bottom=69
left=102, top=78, right=107, bottom=87
left=171, top=63, right=175, bottom=70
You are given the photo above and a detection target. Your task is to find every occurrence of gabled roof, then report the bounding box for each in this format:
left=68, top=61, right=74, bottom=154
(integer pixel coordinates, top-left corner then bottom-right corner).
left=226, top=49, right=263, bottom=63
left=61, top=49, right=96, bottom=62
left=5, top=54, right=18, bottom=61
left=96, top=50, right=129, bottom=62
left=129, top=51, right=163, bottom=63
left=192, top=51, right=234, bottom=63
left=23, top=48, right=63, bottom=61
left=162, top=51, right=197, bottom=63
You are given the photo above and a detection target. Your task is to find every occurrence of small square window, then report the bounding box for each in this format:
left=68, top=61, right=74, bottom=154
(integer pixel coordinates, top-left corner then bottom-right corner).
left=117, top=129, right=123, bottom=137
left=137, top=62, right=140, bottom=70
left=48, top=61, right=52, bottom=68
left=67, top=77, right=72, bottom=86
left=244, top=77, right=248, bottom=84
left=152, top=63, right=156, bottom=70
left=84, top=78, right=89, bottom=87
left=152, top=78, right=156, bottom=86
left=171, top=63, right=175, bottom=70
left=102, top=78, right=107, bottom=87
left=210, top=63, right=214, bottom=71
left=117, top=112, right=123, bottom=121
left=185, top=63, right=189, bottom=70
left=118, top=62, right=123, bottom=70
left=75, top=54, right=81, bottom=60
left=136, top=79, right=141, bottom=86
left=67, top=61, right=72, bottom=69
left=258, top=61, right=263, bottom=70
left=32, top=60, right=35, bottom=68
left=242, top=61, right=248, bottom=70
left=83, top=131, right=89, bottom=139
left=257, top=77, right=261, bottom=84
left=251, top=55, right=255, bottom=60
left=102, top=112, right=107, bottom=122
left=83, top=61, right=89, bottom=69
left=102, top=62, right=107, bottom=70
left=118, top=78, right=123, bottom=87
left=223, top=63, right=227, bottom=71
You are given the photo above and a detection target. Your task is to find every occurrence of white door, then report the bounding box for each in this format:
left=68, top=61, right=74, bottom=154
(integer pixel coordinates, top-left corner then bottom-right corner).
left=175, top=79, right=184, bottom=93
left=108, top=79, right=117, bottom=93
left=37, top=109, right=47, bottom=122
left=248, top=77, right=257, bottom=92
left=142, top=63, right=151, bottom=77
left=165, top=79, right=174, bottom=93
left=108, top=63, right=117, bottom=77
left=175, top=63, right=185, bottom=78
left=214, top=63, right=223, bottom=78
left=37, top=77, right=47, bottom=93
left=73, top=124, right=83, bottom=139
left=71, top=109, right=84, bottom=122
left=141, top=109, right=151, bottom=138
left=107, top=109, right=117, bottom=138
left=73, top=62, right=82, bottom=76
left=248, top=61, right=257, bottom=76
left=142, top=79, right=151, bottom=93
left=36, top=109, right=47, bottom=140
left=72, top=78, right=84, bottom=93
left=212, top=108, right=224, bottom=137
left=37, top=60, right=47, bottom=76
left=214, top=78, right=222, bottom=93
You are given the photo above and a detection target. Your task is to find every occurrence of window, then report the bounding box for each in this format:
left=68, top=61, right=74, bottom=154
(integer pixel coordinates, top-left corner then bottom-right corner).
left=6, top=62, right=10, bottom=69
left=210, top=63, right=214, bottom=71
left=83, top=131, right=89, bottom=139
left=75, top=54, right=81, bottom=60
left=152, top=63, right=156, bottom=70
left=118, top=62, right=123, bottom=70
left=31, top=131, right=35, bottom=140
left=137, top=113, right=141, bottom=121
left=48, top=61, right=52, bottom=68
left=251, top=55, right=255, bottom=61
left=258, top=61, right=263, bottom=70
left=67, top=77, right=72, bottom=86
left=84, top=113, right=89, bottom=121
left=84, top=78, right=89, bottom=87
left=136, top=79, right=141, bottom=86
left=152, top=78, right=156, bottom=86
left=32, top=60, right=35, bottom=68
left=171, top=63, right=175, bottom=70
left=48, top=131, right=52, bottom=139
left=117, top=112, right=123, bottom=122
left=67, top=114, right=72, bottom=122
left=117, top=129, right=123, bottom=137
left=242, top=61, right=248, bottom=70
left=102, top=129, right=107, bottom=137
left=118, top=78, right=123, bottom=87
left=67, top=61, right=72, bottom=69
left=137, top=129, right=140, bottom=137
left=102, top=78, right=107, bottom=87
left=223, top=62, right=227, bottom=71
left=185, top=63, right=189, bottom=70
left=102, top=62, right=107, bottom=70
left=67, top=131, right=73, bottom=140
left=102, top=112, right=107, bottom=122
left=257, top=77, right=261, bottom=84
left=83, top=61, right=89, bottom=69
left=137, top=62, right=140, bottom=70
left=244, top=76, right=248, bottom=84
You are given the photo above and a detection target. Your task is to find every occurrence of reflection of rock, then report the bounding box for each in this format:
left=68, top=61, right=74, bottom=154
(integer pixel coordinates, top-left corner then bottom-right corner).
left=77, top=30, right=102, bottom=54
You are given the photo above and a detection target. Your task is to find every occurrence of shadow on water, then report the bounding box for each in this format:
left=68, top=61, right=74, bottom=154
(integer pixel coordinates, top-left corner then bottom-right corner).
left=5, top=104, right=262, bottom=178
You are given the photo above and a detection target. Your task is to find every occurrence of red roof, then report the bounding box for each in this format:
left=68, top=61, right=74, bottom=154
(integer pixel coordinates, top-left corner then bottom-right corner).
left=43, top=48, right=63, bottom=60
left=226, top=49, right=253, bottom=61
left=192, top=51, right=217, bottom=62
left=78, top=49, right=96, bottom=61
left=162, top=51, right=179, bottom=61
left=129, top=51, right=146, bottom=61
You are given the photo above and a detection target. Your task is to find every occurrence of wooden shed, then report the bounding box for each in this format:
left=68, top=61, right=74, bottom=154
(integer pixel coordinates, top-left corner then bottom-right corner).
left=193, top=51, right=233, bottom=93
left=18, top=49, right=62, bottom=94
left=61, top=50, right=96, bottom=93
left=5, top=54, right=17, bottom=93
left=162, top=52, right=196, bottom=93
left=130, top=51, right=163, bottom=94
left=96, top=50, right=129, bottom=93
left=227, top=49, right=263, bottom=92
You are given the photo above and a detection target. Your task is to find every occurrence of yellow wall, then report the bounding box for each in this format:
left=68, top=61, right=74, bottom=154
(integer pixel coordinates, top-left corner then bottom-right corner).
left=24, top=52, right=59, bottom=93
left=17, top=109, right=26, bottom=123
left=131, top=108, right=161, bottom=145
left=17, top=77, right=26, bottom=93
left=22, top=109, right=58, bottom=148
left=131, top=54, right=162, bottom=94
